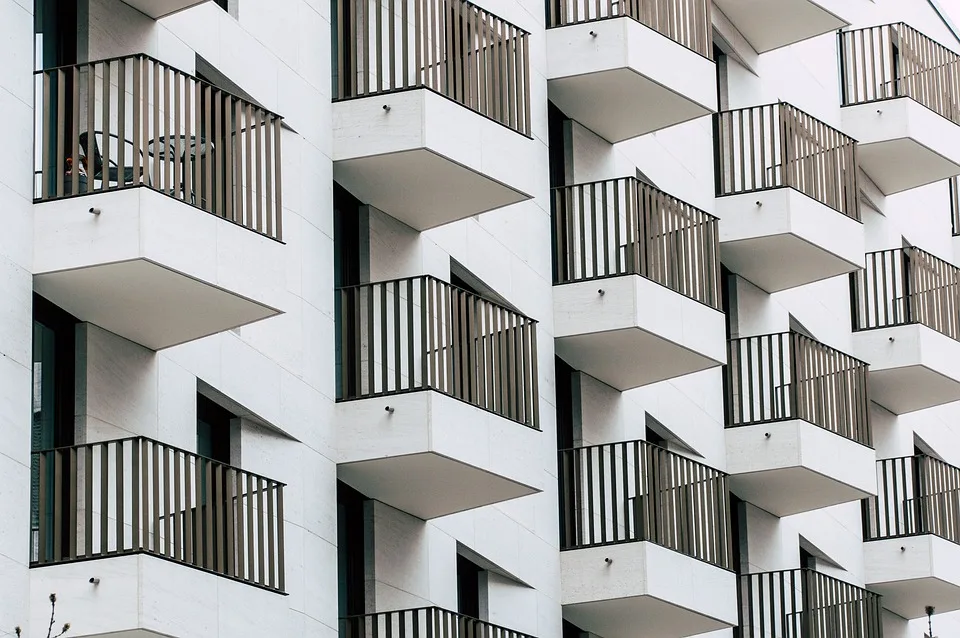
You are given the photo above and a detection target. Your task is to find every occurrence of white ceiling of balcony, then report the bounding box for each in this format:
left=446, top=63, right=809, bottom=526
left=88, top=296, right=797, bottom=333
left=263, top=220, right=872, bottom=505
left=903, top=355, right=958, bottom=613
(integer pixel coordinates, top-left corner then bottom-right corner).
left=714, top=0, right=850, bottom=53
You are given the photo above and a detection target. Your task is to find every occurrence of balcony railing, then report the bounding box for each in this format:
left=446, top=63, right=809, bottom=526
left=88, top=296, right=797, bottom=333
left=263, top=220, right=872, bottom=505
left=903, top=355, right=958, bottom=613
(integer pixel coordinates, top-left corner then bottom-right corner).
left=558, top=438, right=731, bottom=569
left=852, top=247, right=960, bottom=341
left=714, top=103, right=860, bottom=220
left=337, top=275, right=539, bottom=428
left=739, top=569, right=883, bottom=638
left=546, top=0, right=712, bottom=59
left=841, top=23, right=960, bottom=126
left=725, top=332, right=872, bottom=446
left=864, top=454, right=960, bottom=544
left=332, top=0, right=531, bottom=136
left=35, top=54, right=283, bottom=240
left=340, top=607, right=535, bottom=638
left=552, top=177, right=721, bottom=309
left=30, top=437, right=285, bottom=592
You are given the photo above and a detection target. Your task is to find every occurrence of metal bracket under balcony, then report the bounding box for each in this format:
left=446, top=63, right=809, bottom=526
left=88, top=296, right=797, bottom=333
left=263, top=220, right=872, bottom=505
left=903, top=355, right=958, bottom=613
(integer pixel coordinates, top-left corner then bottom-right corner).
left=715, top=103, right=864, bottom=292
left=725, top=332, right=876, bottom=516
left=713, top=0, right=850, bottom=53
left=863, top=455, right=960, bottom=619
left=545, top=0, right=716, bottom=142
left=739, top=569, right=883, bottom=637
left=335, top=276, right=541, bottom=519
left=552, top=178, right=726, bottom=390
left=558, top=439, right=737, bottom=638
left=840, top=24, right=960, bottom=194
left=851, top=247, right=960, bottom=414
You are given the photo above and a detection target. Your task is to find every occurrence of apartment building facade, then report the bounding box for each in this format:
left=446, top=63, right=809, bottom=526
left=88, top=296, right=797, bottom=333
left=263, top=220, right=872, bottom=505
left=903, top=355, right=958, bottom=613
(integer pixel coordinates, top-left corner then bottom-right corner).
left=3, top=0, right=960, bottom=636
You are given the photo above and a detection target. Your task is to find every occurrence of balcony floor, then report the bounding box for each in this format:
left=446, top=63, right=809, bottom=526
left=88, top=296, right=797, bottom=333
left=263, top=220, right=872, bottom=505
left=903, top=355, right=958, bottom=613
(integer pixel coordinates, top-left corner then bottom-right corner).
left=561, top=542, right=737, bottom=638
left=554, top=276, right=726, bottom=390
left=33, top=188, right=284, bottom=350
left=333, top=89, right=534, bottom=230
left=546, top=18, right=716, bottom=142
left=866, top=535, right=960, bottom=619
left=726, top=420, right=876, bottom=516
left=841, top=98, right=960, bottom=195
left=852, top=324, right=960, bottom=414
left=717, top=188, right=864, bottom=293
left=336, top=389, right=541, bottom=519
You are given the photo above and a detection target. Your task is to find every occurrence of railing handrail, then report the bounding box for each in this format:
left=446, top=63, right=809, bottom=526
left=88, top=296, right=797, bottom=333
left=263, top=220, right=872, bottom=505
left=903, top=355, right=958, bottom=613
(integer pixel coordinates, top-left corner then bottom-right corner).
left=36, top=53, right=282, bottom=120
left=336, top=274, right=535, bottom=322
left=549, top=175, right=720, bottom=221
left=863, top=245, right=960, bottom=274
left=845, top=22, right=960, bottom=65
left=32, top=435, right=286, bottom=487
left=557, top=437, right=727, bottom=477
left=338, top=606, right=536, bottom=636
left=719, top=101, right=856, bottom=144
left=728, top=330, right=871, bottom=367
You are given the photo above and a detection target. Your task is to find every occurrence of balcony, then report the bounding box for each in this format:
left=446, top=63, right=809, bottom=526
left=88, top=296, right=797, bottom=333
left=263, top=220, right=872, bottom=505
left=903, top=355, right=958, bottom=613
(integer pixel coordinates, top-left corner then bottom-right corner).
left=840, top=24, right=960, bottom=194
left=851, top=247, right=960, bottom=414
left=331, top=0, right=535, bottom=230
left=713, top=0, right=850, bottom=53
left=545, top=0, right=716, bottom=143
left=558, top=439, right=737, bottom=638
left=340, top=607, right=534, bottom=638
left=336, top=276, right=541, bottom=519
left=30, top=437, right=284, bottom=635
left=714, top=103, right=864, bottom=292
left=552, top=178, right=726, bottom=391
left=121, top=0, right=209, bottom=18
left=33, top=55, right=284, bottom=350
left=739, top=569, right=883, bottom=637
left=863, top=455, right=960, bottom=619
left=725, top=332, right=876, bottom=516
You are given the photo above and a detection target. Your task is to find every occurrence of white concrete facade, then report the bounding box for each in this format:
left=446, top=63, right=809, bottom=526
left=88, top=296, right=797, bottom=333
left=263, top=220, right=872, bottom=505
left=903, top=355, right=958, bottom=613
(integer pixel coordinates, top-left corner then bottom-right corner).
left=4, top=0, right=960, bottom=638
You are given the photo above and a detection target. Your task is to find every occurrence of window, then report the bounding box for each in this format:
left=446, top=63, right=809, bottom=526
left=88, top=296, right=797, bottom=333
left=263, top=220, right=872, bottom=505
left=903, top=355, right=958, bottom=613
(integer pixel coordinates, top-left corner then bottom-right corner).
left=730, top=494, right=746, bottom=575
left=713, top=43, right=728, bottom=112
left=32, top=294, right=78, bottom=562
left=562, top=620, right=587, bottom=638
left=335, top=183, right=364, bottom=400
left=457, top=554, right=485, bottom=618
left=338, top=481, right=368, bottom=617
left=32, top=294, right=78, bottom=452
left=197, top=393, right=233, bottom=465
left=555, top=357, right=576, bottom=451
